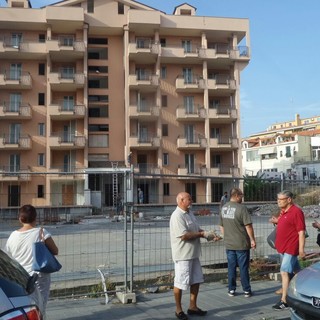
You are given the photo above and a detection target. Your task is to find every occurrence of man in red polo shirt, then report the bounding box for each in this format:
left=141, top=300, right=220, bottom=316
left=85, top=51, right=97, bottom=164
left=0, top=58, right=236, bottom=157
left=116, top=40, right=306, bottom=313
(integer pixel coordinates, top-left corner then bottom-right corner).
left=269, top=190, right=306, bottom=311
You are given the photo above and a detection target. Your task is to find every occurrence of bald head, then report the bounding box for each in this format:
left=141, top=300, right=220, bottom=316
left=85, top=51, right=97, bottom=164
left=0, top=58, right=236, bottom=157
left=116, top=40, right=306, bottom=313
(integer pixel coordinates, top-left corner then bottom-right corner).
left=176, top=192, right=192, bottom=211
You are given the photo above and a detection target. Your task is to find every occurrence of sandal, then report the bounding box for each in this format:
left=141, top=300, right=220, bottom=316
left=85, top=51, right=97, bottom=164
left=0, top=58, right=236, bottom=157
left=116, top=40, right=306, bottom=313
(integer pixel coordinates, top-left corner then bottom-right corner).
left=175, top=311, right=189, bottom=320
left=187, top=308, right=207, bottom=316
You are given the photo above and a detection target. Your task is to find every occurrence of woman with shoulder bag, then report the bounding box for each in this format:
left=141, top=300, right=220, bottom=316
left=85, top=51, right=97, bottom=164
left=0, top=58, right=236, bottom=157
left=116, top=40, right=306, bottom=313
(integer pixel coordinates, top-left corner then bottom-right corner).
left=5, top=204, right=59, bottom=312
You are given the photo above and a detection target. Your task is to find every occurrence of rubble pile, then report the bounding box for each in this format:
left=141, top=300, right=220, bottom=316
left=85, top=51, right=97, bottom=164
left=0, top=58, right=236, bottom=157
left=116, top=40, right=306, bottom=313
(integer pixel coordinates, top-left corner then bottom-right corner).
left=248, top=203, right=320, bottom=218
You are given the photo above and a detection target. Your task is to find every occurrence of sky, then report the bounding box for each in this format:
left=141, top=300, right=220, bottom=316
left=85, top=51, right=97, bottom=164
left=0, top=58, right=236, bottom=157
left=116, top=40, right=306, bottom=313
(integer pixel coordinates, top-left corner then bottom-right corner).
left=4, top=0, right=320, bottom=137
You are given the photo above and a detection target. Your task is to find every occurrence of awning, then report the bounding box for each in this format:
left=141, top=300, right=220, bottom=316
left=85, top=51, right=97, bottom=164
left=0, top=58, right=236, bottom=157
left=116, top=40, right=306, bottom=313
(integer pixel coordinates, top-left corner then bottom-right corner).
left=258, top=146, right=277, bottom=155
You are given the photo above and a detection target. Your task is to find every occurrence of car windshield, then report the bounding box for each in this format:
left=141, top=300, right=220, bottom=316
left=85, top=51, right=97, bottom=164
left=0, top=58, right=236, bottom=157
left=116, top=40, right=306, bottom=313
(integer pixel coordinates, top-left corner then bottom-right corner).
left=0, top=249, right=29, bottom=289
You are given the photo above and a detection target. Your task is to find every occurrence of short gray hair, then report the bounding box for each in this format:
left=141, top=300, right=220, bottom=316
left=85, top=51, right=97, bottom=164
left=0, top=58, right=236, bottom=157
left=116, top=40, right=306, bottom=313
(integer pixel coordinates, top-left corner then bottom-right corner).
left=278, top=190, right=294, bottom=199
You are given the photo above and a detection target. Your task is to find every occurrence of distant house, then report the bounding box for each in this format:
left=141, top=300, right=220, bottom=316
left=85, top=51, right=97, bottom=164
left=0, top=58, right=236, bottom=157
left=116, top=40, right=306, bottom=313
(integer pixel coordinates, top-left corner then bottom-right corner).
left=242, top=114, right=320, bottom=181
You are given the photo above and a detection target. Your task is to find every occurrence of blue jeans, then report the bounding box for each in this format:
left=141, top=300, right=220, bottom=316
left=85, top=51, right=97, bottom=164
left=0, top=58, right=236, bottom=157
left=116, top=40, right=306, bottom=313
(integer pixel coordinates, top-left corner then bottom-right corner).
left=226, top=249, right=251, bottom=292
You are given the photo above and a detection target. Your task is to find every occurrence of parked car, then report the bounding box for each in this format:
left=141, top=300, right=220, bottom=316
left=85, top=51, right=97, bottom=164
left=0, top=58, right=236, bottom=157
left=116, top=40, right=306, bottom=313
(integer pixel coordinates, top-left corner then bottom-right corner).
left=0, top=249, right=43, bottom=319
left=287, top=260, right=320, bottom=320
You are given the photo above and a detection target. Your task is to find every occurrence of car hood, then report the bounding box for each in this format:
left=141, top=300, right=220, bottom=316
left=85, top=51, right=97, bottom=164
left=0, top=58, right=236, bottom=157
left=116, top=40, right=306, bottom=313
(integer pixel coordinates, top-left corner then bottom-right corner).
left=295, top=262, right=320, bottom=296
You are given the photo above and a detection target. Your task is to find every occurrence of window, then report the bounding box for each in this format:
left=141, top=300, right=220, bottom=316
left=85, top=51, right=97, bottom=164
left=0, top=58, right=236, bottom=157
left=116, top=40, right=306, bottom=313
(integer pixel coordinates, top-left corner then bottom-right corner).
left=38, top=123, right=45, bottom=136
left=38, top=93, right=45, bottom=105
left=163, top=183, right=170, bottom=196
left=163, top=153, right=169, bottom=166
left=160, top=38, right=166, bottom=47
left=11, top=33, right=22, bottom=48
left=161, top=95, right=167, bottom=107
left=88, top=66, right=108, bottom=73
left=88, top=38, right=108, bottom=45
left=162, top=124, right=168, bottom=136
left=89, top=106, right=109, bottom=118
left=182, top=40, right=192, bottom=53
left=246, top=150, right=259, bottom=162
left=118, top=2, right=124, bottom=14
left=87, top=0, right=94, bottom=13
left=88, top=95, right=108, bottom=102
left=9, top=93, right=21, bottom=112
left=89, top=134, right=109, bottom=147
left=38, top=34, right=45, bottom=43
left=38, top=63, right=45, bottom=75
left=285, top=146, right=291, bottom=158
left=160, top=66, right=167, bottom=79
left=89, top=124, right=109, bottom=132
left=37, top=185, right=44, bottom=198
left=210, top=127, right=220, bottom=139
left=38, top=153, right=45, bottom=166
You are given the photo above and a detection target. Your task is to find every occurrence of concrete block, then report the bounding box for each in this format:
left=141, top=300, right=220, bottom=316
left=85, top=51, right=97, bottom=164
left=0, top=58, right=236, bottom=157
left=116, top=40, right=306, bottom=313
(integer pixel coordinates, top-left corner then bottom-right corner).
left=116, top=286, right=136, bottom=304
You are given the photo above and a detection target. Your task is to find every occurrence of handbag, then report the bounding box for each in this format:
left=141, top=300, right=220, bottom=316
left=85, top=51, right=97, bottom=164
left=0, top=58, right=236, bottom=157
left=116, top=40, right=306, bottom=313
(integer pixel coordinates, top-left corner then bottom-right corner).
left=267, top=227, right=277, bottom=249
left=32, top=228, right=62, bottom=273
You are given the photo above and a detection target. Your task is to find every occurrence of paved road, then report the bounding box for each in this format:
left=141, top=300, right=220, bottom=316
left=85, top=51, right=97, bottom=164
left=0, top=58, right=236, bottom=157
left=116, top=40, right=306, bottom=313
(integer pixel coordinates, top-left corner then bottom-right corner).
left=46, top=279, right=291, bottom=320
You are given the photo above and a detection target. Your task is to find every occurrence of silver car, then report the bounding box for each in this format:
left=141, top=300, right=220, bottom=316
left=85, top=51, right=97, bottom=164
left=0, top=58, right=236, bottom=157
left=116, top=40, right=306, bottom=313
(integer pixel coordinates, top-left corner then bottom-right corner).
left=0, top=250, right=44, bottom=320
left=287, top=261, right=320, bottom=320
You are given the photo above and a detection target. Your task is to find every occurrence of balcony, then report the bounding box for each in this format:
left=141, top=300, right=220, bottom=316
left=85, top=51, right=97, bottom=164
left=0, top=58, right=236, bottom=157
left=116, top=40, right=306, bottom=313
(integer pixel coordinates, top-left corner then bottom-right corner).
left=209, top=136, right=239, bottom=150
left=208, top=105, right=237, bottom=123
left=207, top=75, right=236, bottom=93
left=176, top=105, right=206, bottom=121
left=178, top=165, right=206, bottom=180
left=128, top=104, right=159, bottom=121
left=0, top=167, right=31, bottom=181
left=128, top=73, right=159, bottom=91
left=208, top=165, right=240, bottom=177
left=175, top=75, right=205, bottom=92
left=48, top=166, right=85, bottom=181
left=0, top=134, right=31, bottom=150
left=133, top=164, right=161, bottom=176
left=0, top=38, right=46, bottom=59
left=49, top=102, right=86, bottom=120
left=229, top=46, right=250, bottom=61
left=128, top=41, right=160, bottom=64
left=177, top=135, right=207, bottom=150
left=49, top=71, right=85, bottom=91
left=129, top=135, right=160, bottom=150
left=47, top=39, right=85, bottom=60
left=49, top=132, right=86, bottom=150
left=0, top=71, right=32, bottom=89
left=0, top=102, right=32, bottom=119
left=161, top=45, right=201, bottom=64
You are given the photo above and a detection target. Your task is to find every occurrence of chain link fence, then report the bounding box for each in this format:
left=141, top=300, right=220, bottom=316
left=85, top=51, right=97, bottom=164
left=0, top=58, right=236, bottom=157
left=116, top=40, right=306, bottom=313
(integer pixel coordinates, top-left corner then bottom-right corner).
left=1, top=171, right=320, bottom=299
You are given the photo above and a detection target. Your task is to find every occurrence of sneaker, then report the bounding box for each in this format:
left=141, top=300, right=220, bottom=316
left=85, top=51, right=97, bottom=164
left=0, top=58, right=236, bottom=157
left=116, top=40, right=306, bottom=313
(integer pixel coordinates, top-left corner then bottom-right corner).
left=244, top=291, right=252, bottom=298
left=228, top=290, right=235, bottom=297
left=272, top=300, right=289, bottom=311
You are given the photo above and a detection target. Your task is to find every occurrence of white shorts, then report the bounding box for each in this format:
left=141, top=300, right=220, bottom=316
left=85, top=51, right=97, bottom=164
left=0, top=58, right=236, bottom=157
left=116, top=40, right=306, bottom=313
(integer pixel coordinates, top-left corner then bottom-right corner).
left=174, top=258, right=204, bottom=291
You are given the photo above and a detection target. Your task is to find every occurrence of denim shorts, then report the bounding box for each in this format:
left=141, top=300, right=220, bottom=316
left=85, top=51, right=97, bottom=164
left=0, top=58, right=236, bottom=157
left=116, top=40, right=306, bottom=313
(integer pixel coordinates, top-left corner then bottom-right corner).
left=280, top=253, right=300, bottom=274
left=174, top=258, right=204, bottom=290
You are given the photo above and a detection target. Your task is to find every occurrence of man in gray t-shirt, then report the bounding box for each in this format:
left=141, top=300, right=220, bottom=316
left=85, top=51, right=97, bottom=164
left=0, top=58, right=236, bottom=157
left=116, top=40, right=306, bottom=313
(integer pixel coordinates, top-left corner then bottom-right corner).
left=220, top=188, right=256, bottom=297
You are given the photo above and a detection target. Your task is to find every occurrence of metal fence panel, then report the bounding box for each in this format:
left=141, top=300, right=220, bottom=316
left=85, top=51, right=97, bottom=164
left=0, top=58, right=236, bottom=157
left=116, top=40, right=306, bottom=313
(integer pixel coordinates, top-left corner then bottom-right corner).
left=1, top=172, right=320, bottom=299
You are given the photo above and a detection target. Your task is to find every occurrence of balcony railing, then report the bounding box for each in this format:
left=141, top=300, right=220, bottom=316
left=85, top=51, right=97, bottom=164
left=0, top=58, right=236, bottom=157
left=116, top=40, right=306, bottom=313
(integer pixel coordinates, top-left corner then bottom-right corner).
left=49, top=132, right=86, bottom=148
left=1, top=102, right=31, bottom=118
left=0, top=134, right=31, bottom=149
left=49, top=101, right=86, bottom=118
left=0, top=71, right=32, bottom=88
left=0, top=166, right=31, bottom=181
left=129, top=135, right=160, bottom=149
left=177, top=135, right=207, bottom=149
left=133, top=164, right=161, bottom=175
left=175, top=74, right=205, bottom=91
left=176, top=104, right=206, bottom=120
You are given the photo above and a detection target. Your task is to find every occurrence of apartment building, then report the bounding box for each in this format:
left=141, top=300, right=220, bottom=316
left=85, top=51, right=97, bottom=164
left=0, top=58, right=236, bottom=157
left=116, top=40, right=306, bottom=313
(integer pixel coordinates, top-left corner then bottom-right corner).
left=242, top=114, right=320, bottom=181
left=0, top=0, right=250, bottom=207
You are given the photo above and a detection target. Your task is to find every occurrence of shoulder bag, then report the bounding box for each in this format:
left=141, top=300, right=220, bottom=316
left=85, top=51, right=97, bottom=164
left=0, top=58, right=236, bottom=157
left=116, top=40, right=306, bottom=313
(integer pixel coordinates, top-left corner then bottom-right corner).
left=32, top=227, right=62, bottom=273
left=267, top=226, right=277, bottom=249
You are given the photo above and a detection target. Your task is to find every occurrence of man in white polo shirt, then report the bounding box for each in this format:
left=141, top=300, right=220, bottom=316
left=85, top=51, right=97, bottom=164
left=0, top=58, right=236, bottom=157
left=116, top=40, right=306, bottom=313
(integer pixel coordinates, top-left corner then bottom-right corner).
left=170, top=192, right=208, bottom=320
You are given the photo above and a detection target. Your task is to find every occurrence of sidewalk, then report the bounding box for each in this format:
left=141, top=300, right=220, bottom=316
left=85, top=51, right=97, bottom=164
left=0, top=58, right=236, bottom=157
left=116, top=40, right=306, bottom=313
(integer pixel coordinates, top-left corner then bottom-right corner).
left=46, top=280, right=291, bottom=320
